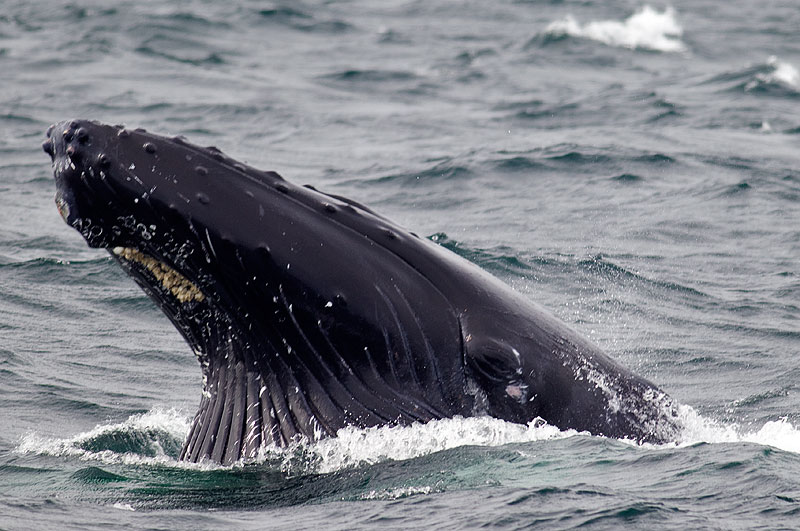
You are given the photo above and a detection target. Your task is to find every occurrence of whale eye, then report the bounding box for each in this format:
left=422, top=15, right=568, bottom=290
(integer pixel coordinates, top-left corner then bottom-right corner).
left=466, top=338, right=524, bottom=383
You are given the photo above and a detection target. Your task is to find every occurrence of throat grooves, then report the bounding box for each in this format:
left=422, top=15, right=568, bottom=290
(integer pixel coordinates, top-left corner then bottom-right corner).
left=179, top=335, right=327, bottom=464
left=181, top=359, right=263, bottom=464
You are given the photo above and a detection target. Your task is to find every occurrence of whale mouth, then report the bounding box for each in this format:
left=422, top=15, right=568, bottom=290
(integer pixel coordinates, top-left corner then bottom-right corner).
left=111, top=247, right=206, bottom=304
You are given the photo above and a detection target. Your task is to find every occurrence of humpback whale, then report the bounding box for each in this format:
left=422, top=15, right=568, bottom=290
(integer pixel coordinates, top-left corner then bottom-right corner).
left=43, top=120, right=681, bottom=464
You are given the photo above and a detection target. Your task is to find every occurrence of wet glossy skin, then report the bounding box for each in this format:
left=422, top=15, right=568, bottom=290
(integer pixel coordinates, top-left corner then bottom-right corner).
left=44, top=120, right=681, bottom=463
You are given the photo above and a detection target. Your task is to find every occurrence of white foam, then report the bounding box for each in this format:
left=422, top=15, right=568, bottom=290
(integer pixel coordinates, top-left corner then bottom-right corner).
left=111, top=502, right=136, bottom=512
left=302, top=407, right=800, bottom=472
left=358, top=485, right=434, bottom=500
left=545, top=5, right=686, bottom=53
left=17, top=405, right=800, bottom=474
left=15, top=408, right=199, bottom=468
left=308, top=416, right=573, bottom=474
left=753, top=56, right=800, bottom=89
left=14, top=409, right=573, bottom=474
left=674, top=405, right=800, bottom=454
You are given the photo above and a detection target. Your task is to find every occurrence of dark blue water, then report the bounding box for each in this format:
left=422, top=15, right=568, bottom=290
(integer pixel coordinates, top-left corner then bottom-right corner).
left=2, top=1, right=799, bottom=528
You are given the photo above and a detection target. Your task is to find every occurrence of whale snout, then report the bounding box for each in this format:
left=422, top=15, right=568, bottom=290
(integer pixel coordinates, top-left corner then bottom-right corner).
left=42, top=119, right=127, bottom=246
left=44, top=120, right=85, bottom=159
left=42, top=119, right=117, bottom=172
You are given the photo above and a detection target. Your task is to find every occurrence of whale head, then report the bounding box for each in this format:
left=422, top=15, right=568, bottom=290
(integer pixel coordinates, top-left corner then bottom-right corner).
left=43, top=120, right=290, bottom=309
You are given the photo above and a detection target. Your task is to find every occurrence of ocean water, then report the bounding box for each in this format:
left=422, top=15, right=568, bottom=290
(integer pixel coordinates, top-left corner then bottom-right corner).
left=1, top=0, right=799, bottom=528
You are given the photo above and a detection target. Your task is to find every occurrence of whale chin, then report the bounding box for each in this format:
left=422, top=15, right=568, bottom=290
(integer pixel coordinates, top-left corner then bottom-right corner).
left=45, top=119, right=681, bottom=464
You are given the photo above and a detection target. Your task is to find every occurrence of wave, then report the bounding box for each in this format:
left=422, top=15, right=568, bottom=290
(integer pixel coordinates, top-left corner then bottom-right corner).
left=257, top=7, right=311, bottom=22
left=135, top=37, right=227, bottom=66
left=356, top=485, right=434, bottom=501
left=309, top=417, right=570, bottom=474
left=16, top=409, right=192, bottom=467
left=611, top=173, right=644, bottom=183
left=0, top=255, right=123, bottom=286
left=368, top=161, right=475, bottom=185
left=676, top=406, right=800, bottom=454
left=255, top=7, right=351, bottom=34
left=14, top=409, right=572, bottom=475
left=428, top=232, right=533, bottom=276
left=488, top=145, right=676, bottom=173
left=543, top=6, right=686, bottom=53
left=320, top=69, right=419, bottom=84
left=744, top=56, right=799, bottom=94
left=704, top=56, right=800, bottom=97
left=760, top=56, right=799, bottom=86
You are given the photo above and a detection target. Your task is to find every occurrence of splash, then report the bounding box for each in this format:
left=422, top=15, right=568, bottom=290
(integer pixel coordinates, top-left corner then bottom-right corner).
left=15, top=409, right=573, bottom=473
left=17, top=406, right=800, bottom=474
left=308, top=416, right=572, bottom=474
left=15, top=408, right=197, bottom=467
left=545, top=6, right=686, bottom=53
left=305, top=407, right=800, bottom=472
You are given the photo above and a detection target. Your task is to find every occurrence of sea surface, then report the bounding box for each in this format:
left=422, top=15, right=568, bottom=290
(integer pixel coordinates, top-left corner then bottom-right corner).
left=1, top=1, right=799, bottom=529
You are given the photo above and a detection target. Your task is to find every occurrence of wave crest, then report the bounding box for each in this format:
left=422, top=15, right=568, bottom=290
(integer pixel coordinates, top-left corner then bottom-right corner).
left=309, top=416, right=570, bottom=474
left=16, top=409, right=191, bottom=466
left=676, top=406, right=800, bottom=454
left=544, top=6, right=686, bottom=53
left=745, top=56, right=800, bottom=93
left=703, top=56, right=800, bottom=98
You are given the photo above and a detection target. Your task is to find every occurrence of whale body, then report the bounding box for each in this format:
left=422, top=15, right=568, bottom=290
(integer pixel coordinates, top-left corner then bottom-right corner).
left=44, top=120, right=680, bottom=464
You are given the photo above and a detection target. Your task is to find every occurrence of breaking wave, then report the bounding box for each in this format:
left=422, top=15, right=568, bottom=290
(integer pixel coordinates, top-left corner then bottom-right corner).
left=16, top=409, right=192, bottom=466
left=745, top=56, right=800, bottom=93
left=677, top=406, right=800, bottom=453
left=702, top=56, right=800, bottom=98
left=544, top=5, right=686, bottom=53
left=306, top=416, right=571, bottom=473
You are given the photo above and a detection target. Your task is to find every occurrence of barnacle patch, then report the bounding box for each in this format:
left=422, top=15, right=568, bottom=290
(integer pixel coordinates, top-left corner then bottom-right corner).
left=112, top=247, right=205, bottom=303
